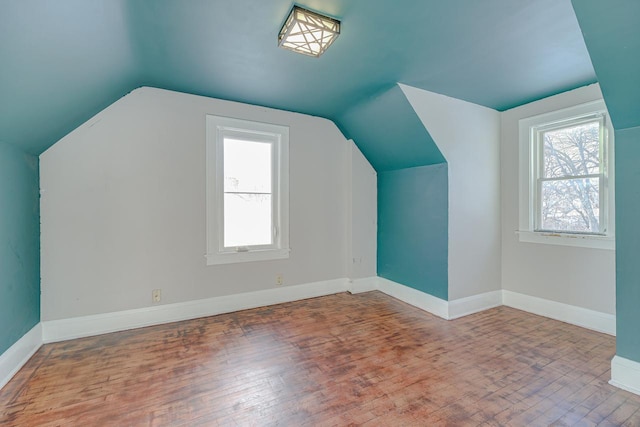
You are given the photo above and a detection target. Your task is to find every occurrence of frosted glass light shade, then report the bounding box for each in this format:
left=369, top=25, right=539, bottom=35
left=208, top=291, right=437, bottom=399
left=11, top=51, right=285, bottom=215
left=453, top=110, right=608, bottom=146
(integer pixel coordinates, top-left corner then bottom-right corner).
left=278, top=6, right=340, bottom=57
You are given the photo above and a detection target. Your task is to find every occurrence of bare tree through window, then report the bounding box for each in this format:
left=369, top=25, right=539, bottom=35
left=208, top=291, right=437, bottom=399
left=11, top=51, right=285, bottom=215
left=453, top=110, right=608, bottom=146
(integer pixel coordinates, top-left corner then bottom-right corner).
left=538, top=120, right=602, bottom=233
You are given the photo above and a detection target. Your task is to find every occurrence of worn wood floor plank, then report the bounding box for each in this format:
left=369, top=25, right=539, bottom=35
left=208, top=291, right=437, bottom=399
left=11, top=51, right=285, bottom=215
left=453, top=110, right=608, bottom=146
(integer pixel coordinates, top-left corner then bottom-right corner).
left=1, top=291, right=639, bottom=426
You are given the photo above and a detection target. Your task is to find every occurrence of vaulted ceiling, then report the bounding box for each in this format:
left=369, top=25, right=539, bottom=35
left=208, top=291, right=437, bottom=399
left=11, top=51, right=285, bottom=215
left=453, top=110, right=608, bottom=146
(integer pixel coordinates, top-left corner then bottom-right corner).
left=1, top=0, right=596, bottom=171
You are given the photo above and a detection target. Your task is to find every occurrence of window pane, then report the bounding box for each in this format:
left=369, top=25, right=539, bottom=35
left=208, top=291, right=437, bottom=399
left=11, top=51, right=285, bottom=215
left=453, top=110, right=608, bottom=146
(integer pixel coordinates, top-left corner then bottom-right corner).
left=543, top=121, right=600, bottom=178
left=224, top=193, right=272, bottom=247
left=224, top=138, right=272, bottom=193
left=540, top=178, right=600, bottom=233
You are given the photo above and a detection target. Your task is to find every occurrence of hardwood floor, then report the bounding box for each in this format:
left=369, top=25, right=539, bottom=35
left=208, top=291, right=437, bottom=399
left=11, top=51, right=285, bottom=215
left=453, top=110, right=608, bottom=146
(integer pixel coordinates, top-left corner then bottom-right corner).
left=2, top=291, right=639, bottom=426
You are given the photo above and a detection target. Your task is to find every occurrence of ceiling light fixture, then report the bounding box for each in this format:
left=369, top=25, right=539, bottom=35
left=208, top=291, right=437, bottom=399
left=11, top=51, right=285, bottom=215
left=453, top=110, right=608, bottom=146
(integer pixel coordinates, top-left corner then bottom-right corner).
left=278, top=5, right=340, bottom=57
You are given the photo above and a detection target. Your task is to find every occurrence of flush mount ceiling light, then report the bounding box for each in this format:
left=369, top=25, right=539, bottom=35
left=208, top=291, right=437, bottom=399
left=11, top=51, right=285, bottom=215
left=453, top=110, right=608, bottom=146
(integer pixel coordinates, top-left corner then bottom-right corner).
left=278, top=5, right=340, bottom=57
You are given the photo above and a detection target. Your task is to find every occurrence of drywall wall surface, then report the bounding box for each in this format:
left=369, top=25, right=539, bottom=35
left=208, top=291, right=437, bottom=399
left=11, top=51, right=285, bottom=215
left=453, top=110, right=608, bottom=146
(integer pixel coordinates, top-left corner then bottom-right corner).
left=614, top=126, right=640, bottom=360
left=348, top=141, right=377, bottom=279
left=40, top=87, right=368, bottom=320
left=500, top=84, right=615, bottom=314
left=401, top=84, right=502, bottom=300
left=0, top=142, right=40, bottom=355
left=377, top=163, right=448, bottom=300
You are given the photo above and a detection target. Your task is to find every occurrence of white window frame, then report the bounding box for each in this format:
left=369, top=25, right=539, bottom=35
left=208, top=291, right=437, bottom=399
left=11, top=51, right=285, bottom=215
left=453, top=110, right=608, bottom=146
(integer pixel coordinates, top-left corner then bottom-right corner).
left=205, top=115, right=290, bottom=265
left=518, top=100, right=615, bottom=250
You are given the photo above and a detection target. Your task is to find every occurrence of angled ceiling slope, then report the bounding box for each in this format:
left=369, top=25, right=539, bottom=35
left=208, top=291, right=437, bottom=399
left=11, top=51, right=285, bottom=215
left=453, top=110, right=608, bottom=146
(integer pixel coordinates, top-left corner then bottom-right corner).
left=571, top=0, right=640, bottom=131
left=337, top=85, right=444, bottom=171
left=0, top=0, right=142, bottom=155
left=1, top=0, right=596, bottom=171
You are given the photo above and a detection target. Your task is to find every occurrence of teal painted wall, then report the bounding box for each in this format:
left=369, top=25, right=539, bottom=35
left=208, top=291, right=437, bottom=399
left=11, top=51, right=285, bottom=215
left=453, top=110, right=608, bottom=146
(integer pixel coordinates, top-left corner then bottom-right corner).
left=614, top=127, right=640, bottom=361
left=0, top=142, right=40, bottom=355
left=572, top=0, right=640, bottom=364
left=377, top=163, right=448, bottom=300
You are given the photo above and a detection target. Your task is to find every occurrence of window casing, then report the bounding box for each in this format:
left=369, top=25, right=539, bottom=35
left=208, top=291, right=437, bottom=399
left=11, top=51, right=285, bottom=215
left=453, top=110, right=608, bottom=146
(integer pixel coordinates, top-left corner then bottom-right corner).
left=206, top=115, right=289, bottom=265
left=518, top=100, right=615, bottom=250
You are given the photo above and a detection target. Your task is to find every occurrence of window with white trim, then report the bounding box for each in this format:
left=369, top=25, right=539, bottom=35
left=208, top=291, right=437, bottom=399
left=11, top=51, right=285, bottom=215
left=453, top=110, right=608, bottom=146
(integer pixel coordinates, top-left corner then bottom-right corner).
left=518, top=100, right=615, bottom=250
left=206, top=115, right=289, bottom=265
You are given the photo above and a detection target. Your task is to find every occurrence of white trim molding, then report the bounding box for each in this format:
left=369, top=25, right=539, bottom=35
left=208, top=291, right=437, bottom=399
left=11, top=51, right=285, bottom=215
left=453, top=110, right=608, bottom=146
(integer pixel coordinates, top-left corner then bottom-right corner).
left=205, top=115, right=290, bottom=266
left=611, top=355, right=640, bottom=396
left=503, top=290, right=616, bottom=336
left=516, top=230, right=615, bottom=251
left=43, top=278, right=349, bottom=343
left=347, top=277, right=378, bottom=294
left=0, top=323, right=43, bottom=391
left=3, top=278, right=620, bottom=392
left=448, top=290, right=503, bottom=320
left=39, top=277, right=618, bottom=345
left=517, top=99, right=615, bottom=250
left=375, top=277, right=449, bottom=319
left=370, top=278, right=615, bottom=334
left=374, top=278, right=502, bottom=320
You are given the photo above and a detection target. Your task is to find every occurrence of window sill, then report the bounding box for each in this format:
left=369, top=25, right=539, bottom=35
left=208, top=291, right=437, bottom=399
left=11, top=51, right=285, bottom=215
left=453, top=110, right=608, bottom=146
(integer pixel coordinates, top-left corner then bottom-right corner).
left=206, top=248, right=290, bottom=266
left=516, top=230, right=615, bottom=250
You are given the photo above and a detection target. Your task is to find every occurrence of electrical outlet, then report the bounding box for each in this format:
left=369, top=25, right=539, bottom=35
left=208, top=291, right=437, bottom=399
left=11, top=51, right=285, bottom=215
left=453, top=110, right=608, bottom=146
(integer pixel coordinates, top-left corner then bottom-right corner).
left=152, top=289, right=162, bottom=303
left=276, top=274, right=283, bottom=286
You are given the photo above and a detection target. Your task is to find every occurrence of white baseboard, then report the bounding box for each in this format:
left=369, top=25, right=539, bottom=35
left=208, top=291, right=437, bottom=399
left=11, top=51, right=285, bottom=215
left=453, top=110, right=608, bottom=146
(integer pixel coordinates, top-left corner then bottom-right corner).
left=611, top=355, right=640, bottom=396
left=448, top=290, right=503, bottom=320
left=376, top=277, right=449, bottom=319
left=374, top=278, right=502, bottom=320
left=347, top=277, right=378, bottom=294
left=40, top=277, right=616, bottom=344
left=2, top=278, right=621, bottom=393
left=0, top=323, right=43, bottom=391
left=502, top=290, right=616, bottom=336
left=370, top=279, right=614, bottom=335
left=42, top=278, right=349, bottom=343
